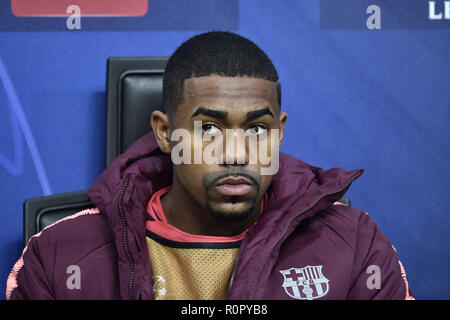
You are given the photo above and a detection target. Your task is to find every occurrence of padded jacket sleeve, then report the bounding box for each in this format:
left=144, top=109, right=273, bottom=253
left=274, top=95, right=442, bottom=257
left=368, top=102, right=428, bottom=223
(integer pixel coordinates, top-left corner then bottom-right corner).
left=6, top=234, right=55, bottom=300
left=346, top=211, right=414, bottom=300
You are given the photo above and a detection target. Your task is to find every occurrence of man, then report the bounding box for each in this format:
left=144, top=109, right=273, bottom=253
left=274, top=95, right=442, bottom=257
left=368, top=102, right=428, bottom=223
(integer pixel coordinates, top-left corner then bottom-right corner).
left=6, top=31, right=413, bottom=300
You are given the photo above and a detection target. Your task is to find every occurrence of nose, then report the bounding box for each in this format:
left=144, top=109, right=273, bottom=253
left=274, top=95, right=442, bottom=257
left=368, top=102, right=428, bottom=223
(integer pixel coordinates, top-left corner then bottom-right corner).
left=223, top=129, right=248, bottom=166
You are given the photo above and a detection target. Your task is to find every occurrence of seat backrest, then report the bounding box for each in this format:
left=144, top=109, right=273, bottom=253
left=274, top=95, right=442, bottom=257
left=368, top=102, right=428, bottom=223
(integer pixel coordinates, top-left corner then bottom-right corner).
left=105, top=57, right=167, bottom=167
left=23, top=57, right=168, bottom=246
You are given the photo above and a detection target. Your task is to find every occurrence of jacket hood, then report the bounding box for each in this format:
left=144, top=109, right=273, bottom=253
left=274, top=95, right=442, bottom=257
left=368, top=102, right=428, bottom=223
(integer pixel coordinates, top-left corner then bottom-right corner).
left=88, top=131, right=364, bottom=239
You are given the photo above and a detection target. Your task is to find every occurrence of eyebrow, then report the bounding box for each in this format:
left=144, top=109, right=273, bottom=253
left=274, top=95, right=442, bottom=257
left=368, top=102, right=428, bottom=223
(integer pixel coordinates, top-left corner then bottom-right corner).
left=191, top=107, right=228, bottom=119
left=190, top=107, right=274, bottom=121
left=246, top=108, right=274, bottom=121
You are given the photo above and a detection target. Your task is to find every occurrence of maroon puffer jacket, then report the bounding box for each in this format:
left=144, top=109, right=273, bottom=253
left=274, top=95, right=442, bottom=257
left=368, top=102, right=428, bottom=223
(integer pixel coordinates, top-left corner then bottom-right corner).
left=6, top=132, right=414, bottom=300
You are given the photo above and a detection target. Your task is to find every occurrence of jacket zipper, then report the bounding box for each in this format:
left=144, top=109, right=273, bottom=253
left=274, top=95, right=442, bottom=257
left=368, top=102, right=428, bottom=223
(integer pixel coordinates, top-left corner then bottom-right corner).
left=228, top=191, right=269, bottom=294
left=247, top=171, right=362, bottom=299
left=118, top=173, right=135, bottom=300
left=227, top=247, right=241, bottom=294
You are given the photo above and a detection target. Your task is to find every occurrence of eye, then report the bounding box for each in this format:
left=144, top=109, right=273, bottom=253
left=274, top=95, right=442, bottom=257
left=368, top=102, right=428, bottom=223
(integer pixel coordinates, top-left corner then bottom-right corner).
left=202, top=123, right=222, bottom=135
left=245, top=125, right=267, bottom=135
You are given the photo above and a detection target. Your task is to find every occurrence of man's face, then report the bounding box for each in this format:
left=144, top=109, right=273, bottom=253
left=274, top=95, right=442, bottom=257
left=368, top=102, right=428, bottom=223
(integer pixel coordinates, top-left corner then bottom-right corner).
left=160, top=75, right=286, bottom=221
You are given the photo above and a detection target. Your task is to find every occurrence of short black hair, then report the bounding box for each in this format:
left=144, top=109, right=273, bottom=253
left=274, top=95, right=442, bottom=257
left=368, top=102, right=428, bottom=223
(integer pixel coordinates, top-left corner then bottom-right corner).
left=163, top=31, right=281, bottom=114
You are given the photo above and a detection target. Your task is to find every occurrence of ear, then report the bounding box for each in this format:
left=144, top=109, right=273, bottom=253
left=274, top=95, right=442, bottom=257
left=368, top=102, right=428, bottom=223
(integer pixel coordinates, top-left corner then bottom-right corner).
left=150, top=110, right=171, bottom=154
left=278, top=111, right=287, bottom=150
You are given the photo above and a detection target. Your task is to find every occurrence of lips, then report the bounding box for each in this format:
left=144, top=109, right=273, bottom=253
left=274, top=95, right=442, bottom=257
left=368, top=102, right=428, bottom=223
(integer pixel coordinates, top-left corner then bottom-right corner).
left=214, top=176, right=254, bottom=196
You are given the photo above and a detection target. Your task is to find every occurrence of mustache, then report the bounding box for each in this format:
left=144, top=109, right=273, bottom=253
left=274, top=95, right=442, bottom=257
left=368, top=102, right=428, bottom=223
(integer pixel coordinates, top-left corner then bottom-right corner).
left=203, top=170, right=261, bottom=189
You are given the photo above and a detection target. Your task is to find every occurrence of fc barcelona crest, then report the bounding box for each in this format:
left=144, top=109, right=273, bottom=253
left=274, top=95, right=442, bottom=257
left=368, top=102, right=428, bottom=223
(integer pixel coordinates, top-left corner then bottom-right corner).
left=280, top=265, right=330, bottom=300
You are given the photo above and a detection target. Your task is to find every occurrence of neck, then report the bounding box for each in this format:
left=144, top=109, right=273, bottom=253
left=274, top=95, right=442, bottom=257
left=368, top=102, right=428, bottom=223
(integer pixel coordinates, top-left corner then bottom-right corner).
left=160, top=177, right=261, bottom=237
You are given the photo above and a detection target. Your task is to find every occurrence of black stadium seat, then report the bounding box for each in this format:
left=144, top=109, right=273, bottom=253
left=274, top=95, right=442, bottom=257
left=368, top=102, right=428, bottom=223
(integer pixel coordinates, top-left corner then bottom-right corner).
left=23, top=57, right=167, bottom=246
